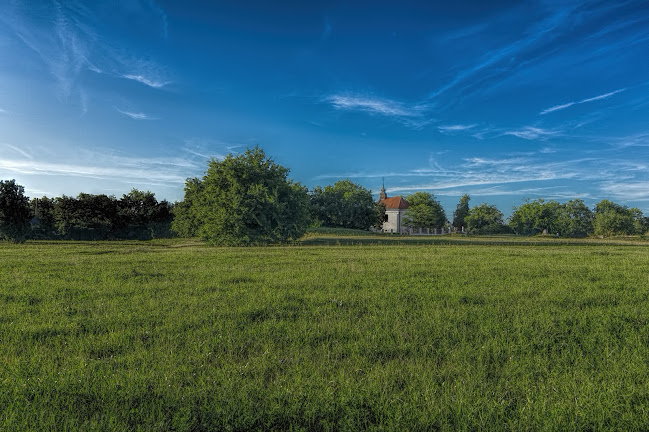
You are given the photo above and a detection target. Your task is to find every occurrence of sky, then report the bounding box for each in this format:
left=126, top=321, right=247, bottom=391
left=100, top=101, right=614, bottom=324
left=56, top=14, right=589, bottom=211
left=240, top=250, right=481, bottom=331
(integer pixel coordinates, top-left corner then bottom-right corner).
left=1, top=0, right=649, bottom=216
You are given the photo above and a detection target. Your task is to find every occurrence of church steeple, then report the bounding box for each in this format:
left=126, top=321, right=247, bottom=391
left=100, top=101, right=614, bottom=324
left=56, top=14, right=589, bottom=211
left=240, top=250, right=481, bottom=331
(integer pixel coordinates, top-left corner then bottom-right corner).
left=379, top=178, right=387, bottom=201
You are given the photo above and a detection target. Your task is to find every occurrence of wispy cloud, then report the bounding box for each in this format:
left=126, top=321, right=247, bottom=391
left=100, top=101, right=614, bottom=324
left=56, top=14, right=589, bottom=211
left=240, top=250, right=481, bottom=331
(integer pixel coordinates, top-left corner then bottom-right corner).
left=116, top=109, right=154, bottom=120
left=429, top=5, right=577, bottom=99
left=600, top=181, right=649, bottom=201
left=2, top=143, right=33, bottom=159
left=503, top=126, right=562, bottom=140
left=122, top=74, right=169, bottom=89
left=325, top=93, right=434, bottom=129
left=438, top=124, right=476, bottom=133
left=0, top=1, right=171, bottom=111
left=540, top=88, right=626, bottom=115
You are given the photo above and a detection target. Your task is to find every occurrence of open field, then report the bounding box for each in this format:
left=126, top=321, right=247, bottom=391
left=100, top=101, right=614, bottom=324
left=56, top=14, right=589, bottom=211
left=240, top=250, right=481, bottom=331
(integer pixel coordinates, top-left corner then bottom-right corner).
left=2, top=236, right=649, bottom=430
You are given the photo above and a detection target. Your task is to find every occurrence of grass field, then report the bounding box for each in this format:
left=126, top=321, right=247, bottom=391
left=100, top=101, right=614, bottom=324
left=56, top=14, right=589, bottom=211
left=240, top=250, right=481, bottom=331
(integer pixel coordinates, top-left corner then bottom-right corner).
left=2, top=236, right=649, bottom=430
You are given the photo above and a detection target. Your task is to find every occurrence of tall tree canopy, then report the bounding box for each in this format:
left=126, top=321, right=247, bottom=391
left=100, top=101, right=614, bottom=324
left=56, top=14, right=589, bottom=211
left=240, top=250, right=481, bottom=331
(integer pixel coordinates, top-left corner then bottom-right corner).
left=0, top=179, right=31, bottom=243
left=403, top=191, right=446, bottom=229
left=593, top=200, right=644, bottom=236
left=173, top=147, right=310, bottom=245
left=452, top=194, right=470, bottom=229
left=466, top=203, right=508, bottom=234
left=310, top=179, right=377, bottom=230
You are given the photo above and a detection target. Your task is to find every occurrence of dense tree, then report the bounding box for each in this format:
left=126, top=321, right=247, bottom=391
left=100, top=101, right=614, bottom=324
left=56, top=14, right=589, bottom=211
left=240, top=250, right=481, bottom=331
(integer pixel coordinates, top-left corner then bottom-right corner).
left=373, top=201, right=387, bottom=231
left=117, top=189, right=173, bottom=239
left=466, top=203, right=508, bottom=234
left=0, top=180, right=31, bottom=243
left=310, top=179, right=377, bottom=230
left=30, top=196, right=57, bottom=239
left=593, top=200, right=640, bottom=236
left=403, top=191, right=446, bottom=229
left=452, top=194, right=470, bottom=230
left=509, top=199, right=561, bottom=235
left=556, top=199, right=594, bottom=237
left=174, top=147, right=310, bottom=245
left=172, top=178, right=203, bottom=237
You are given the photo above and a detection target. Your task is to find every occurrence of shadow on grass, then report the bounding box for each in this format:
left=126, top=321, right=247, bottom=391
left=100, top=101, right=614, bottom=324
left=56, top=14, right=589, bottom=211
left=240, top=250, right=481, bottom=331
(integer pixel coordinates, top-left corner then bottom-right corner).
left=298, top=234, right=649, bottom=247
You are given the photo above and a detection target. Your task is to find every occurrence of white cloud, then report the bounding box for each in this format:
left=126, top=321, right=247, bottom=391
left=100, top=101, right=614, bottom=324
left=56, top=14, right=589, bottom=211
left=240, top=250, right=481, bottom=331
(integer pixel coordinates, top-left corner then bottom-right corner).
left=122, top=74, right=169, bottom=89
left=540, top=88, right=625, bottom=115
left=325, top=93, right=434, bottom=129
left=116, top=109, right=154, bottom=120
left=438, top=124, right=476, bottom=133
left=1, top=143, right=33, bottom=159
left=600, top=181, right=649, bottom=201
left=503, top=126, right=561, bottom=140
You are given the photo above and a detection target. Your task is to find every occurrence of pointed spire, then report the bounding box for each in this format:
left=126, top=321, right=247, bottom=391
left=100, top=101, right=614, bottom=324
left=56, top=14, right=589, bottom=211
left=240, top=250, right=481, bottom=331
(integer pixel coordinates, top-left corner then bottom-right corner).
left=379, top=178, right=387, bottom=201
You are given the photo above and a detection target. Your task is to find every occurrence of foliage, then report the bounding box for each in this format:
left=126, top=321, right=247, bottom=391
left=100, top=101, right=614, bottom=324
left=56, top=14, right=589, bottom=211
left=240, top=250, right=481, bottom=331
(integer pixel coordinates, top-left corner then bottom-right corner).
left=0, top=180, right=31, bottom=243
left=373, top=201, right=387, bottom=231
left=175, top=147, right=310, bottom=245
left=556, top=199, right=594, bottom=237
left=402, top=191, right=446, bottom=229
left=510, top=199, right=595, bottom=237
left=27, top=190, right=173, bottom=240
left=466, top=203, right=509, bottom=234
left=310, top=179, right=377, bottom=230
left=171, top=178, right=203, bottom=237
left=3, top=239, right=649, bottom=430
left=593, top=200, right=641, bottom=236
left=452, top=194, right=470, bottom=229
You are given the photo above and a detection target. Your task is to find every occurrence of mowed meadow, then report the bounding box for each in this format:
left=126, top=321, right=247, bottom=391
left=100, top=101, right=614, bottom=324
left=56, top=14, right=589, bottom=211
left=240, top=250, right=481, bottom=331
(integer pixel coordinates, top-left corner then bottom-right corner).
left=2, top=236, right=649, bottom=430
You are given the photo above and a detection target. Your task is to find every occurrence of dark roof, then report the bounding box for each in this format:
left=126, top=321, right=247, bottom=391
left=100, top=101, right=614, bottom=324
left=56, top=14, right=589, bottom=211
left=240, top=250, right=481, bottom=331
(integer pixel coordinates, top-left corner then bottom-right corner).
left=380, top=196, right=409, bottom=210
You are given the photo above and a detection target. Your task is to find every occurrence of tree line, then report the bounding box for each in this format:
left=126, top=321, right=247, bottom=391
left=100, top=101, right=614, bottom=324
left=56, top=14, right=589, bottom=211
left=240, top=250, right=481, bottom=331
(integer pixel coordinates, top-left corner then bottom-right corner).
left=0, top=180, right=173, bottom=242
left=1, top=147, right=648, bottom=244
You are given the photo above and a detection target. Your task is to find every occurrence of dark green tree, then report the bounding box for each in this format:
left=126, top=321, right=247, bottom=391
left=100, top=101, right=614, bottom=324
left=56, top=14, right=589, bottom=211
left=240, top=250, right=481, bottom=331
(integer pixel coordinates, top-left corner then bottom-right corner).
left=117, top=189, right=173, bottom=239
left=555, top=199, right=593, bottom=237
left=0, top=180, right=31, bottom=243
left=309, top=179, right=377, bottom=230
left=509, top=199, right=561, bottom=235
left=172, top=178, right=203, bottom=237
left=403, top=191, right=446, bottom=229
left=174, top=147, right=310, bottom=245
left=466, top=203, right=508, bottom=234
left=593, top=200, right=637, bottom=236
left=452, top=194, right=470, bottom=230
left=373, top=201, right=387, bottom=231
left=30, top=196, right=57, bottom=239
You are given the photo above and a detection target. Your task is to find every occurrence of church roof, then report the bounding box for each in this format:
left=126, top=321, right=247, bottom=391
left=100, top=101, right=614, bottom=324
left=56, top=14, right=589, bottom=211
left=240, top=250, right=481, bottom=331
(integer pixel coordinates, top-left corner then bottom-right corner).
left=380, top=196, right=409, bottom=210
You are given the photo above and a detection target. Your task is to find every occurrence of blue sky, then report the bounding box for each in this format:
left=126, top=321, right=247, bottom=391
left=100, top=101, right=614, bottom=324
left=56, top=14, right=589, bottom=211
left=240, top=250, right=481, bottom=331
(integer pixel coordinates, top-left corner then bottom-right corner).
left=1, top=0, right=649, bottom=215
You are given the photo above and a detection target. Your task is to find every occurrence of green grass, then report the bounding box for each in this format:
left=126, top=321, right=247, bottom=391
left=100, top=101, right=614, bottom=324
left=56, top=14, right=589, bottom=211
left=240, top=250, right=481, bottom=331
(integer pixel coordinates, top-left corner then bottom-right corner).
left=2, top=237, right=649, bottom=430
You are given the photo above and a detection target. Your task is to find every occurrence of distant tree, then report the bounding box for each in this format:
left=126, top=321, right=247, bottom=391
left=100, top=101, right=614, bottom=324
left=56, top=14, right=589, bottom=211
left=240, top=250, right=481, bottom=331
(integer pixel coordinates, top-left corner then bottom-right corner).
left=30, top=196, right=57, bottom=239
left=509, top=199, right=561, bottom=235
left=373, top=201, right=387, bottom=231
left=403, top=191, right=446, bottom=229
left=593, top=200, right=638, bottom=236
left=466, top=203, right=508, bottom=234
left=555, top=199, right=593, bottom=237
left=309, top=179, right=376, bottom=230
left=117, top=189, right=173, bottom=239
left=174, top=147, right=310, bottom=245
left=452, top=194, right=470, bottom=230
left=0, top=180, right=31, bottom=243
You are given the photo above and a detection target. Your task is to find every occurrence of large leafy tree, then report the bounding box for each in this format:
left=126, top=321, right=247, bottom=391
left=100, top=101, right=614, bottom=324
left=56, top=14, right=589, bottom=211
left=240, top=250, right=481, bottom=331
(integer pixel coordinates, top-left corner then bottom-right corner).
left=452, top=194, right=470, bottom=229
left=593, top=199, right=640, bottom=236
left=310, top=179, right=377, bottom=230
left=0, top=179, right=31, bottom=243
left=556, top=199, right=593, bottom=237
left=174, top=147, right=310, bottom=245
left=509, top=199, right=561, bottom=235
left=465, top=203, right=508, bottom=234
left=403, top=191, right=446, bottom=229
